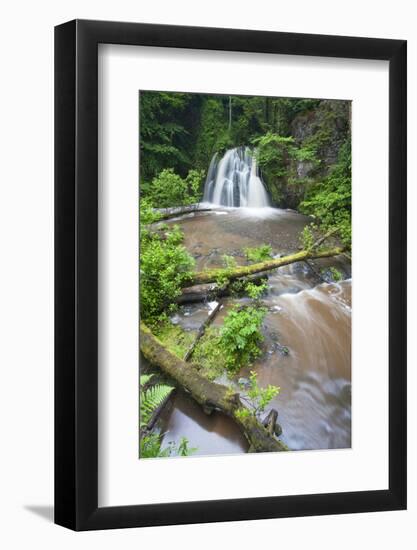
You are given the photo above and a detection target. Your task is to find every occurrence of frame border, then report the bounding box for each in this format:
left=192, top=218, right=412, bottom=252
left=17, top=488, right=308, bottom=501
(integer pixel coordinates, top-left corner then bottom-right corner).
left=54, top=19, right=407, bottom=531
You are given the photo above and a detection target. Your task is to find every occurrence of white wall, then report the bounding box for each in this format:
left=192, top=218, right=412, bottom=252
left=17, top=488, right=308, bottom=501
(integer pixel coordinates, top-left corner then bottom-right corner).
left=0, top=1, right=415, bottom=548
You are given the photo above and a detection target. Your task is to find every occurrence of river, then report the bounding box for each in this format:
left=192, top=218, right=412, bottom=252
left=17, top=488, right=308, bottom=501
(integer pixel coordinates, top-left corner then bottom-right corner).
left=154, top=206, right=351, bottom=455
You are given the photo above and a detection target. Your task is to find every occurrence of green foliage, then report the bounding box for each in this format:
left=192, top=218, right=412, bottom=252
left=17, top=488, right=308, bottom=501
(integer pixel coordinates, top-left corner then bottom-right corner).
left=139, top=373, right=153, bottom=387
left=192, top=327, right=226, bottom=380
left=140, top=201, right=195, bottom=320
left=194, top=98, right=231, bottom=169
left=140, top=91, right=195, bottom=181
left=214, top=255, right=238, bottom=289
left=175, top=437, right=198, bottom=457
left=235, top=408, right=250, bottom=421
left=228, top=278, right=268, bottom=300
left=194, top=306, right=268, bottom=377
left=140, top=433, right=171, bottom=458
left=140, top=434, right=197, bottom=459
left=140, top=91, right=323, bottom=184
left=139, top=91, right=349, bottom=219
left=252, top=133, right=296, bottom=180
left=292, top=144, right=321, bottom=168
left=245, top=281, right=268, bottom=300
left=299, top=139, right=351, bottom=247
left=140, top=197, right=160, bottom=226
left=155, top=321, right=196, bottom=358
left=239, top=370, right=280, bottom=418
left=300, top=224, right=315, bottom=250
left=139, top=372, right=197, bottom=459
left=140, top=374, right=173, bottom=427
left=244, top=244, right=273, bottom=263
left=219, top=306, right=267, bottom=372
left=322, top=266, right=343, bottom=282
left=299, top=103, right=348, bottom=160
left=146, top=168, right=205, bottom=208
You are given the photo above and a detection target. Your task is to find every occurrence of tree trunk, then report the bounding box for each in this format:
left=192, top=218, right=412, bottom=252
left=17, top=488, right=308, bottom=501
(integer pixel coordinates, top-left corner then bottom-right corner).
left=187, top=246, right=345, bottom=286
left=140, top=322, right=288, bottom=453
left=177, top=274, right=268, bottom=304
left=154, top=204, right=213, bottom=221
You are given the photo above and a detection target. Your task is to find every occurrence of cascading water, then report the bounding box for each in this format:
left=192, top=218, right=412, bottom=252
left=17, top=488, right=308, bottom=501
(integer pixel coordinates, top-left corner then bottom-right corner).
left=203, top=146, right=270, bottom=207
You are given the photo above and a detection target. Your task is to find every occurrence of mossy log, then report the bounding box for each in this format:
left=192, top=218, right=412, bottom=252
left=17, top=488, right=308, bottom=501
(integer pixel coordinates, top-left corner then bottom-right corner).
left=187, top=246, right=345, bottom=286
left=154, top=204, right=213, bottom=221
left=140, top=322, right=288, bottom=453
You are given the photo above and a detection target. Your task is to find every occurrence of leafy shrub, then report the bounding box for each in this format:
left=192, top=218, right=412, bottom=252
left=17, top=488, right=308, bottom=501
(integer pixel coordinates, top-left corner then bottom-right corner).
left=252, top=133, right=296, bottom=178
left=239, top=370, right=280, bottom=418
left=299, top=139, right=351, bottom=247
left=292, top=145, right=320, bottom=164
left=244, top=244, right=273, bottom=263
left=140, top=232, right=194, bottom=320
left=147, top=168, right=205, bottom=208
left=300, top=224, right=315, bottom=250
left=140, top=197, right=161, bottom=226
left=245, top=281, right=268, bottom=300
left=140, top=434, right=197, bottom=459
left=219, top=305, right=267, bottom=372
left=140, top=200, right=195, bottom=321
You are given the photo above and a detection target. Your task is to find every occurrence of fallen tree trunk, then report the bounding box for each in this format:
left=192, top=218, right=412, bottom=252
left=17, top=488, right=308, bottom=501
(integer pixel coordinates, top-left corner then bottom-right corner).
left=177, top=283, right=222, bottom=304
left=155, top=204, right=213, bottom=220
left=187, top=246, right=345, bottom=286
left=178, top=274, right=268, bottom=304
left=140, top=322, right=288, bottom=452
left=183, top=301, right=222, bottom=362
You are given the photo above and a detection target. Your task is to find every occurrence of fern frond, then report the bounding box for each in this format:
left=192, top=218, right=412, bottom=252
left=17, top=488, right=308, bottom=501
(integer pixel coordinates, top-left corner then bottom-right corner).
left=140, top=383, right=173, bottom=425
left=140, top=374, right=154, bottom=387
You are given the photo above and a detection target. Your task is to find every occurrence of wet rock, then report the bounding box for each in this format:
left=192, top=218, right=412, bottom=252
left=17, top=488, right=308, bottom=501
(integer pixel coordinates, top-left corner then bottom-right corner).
left=238, top=377, right=251, bottom=389
left=275, top=422, right=283, bottom=437
left=276, top=343, right=290, bottom=356
left=340, top=383, right=351, bottom=404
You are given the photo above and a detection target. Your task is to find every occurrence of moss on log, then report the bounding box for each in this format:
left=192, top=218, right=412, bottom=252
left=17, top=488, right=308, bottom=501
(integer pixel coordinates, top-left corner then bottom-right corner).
left=187, top=247, right=345, bottom=286
left=140, top=322, right=288, bottom=453
left=154, top=204, right=213, bottom=220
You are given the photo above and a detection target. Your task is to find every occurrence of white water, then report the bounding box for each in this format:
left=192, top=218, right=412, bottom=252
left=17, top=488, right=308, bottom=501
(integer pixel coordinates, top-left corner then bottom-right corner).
left=203, top=147, right=270, bottom=207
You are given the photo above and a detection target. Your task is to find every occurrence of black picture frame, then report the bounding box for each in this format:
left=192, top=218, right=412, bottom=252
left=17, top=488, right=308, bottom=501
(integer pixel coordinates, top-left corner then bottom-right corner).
left=55, top=19, right=407, bottom=531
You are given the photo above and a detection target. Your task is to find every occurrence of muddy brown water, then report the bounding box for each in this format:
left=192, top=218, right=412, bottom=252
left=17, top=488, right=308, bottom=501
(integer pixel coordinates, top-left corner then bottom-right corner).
left=155, top=207, right=351, bottom=454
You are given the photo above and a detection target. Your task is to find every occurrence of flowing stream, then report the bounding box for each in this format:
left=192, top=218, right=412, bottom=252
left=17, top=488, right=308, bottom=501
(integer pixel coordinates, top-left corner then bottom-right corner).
left=151, top=206, right=352, bottom=455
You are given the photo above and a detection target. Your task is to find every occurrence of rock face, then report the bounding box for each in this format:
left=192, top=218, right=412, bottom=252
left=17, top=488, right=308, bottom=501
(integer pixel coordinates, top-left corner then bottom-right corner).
left=265, top=99, right=351, bottom=209
left=291, top=100, right=350, bottom=168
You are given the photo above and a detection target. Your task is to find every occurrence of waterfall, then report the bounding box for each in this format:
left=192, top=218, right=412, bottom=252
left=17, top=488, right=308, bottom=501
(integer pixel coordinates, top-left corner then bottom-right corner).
left=203, top=147, right=270, bottom=208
